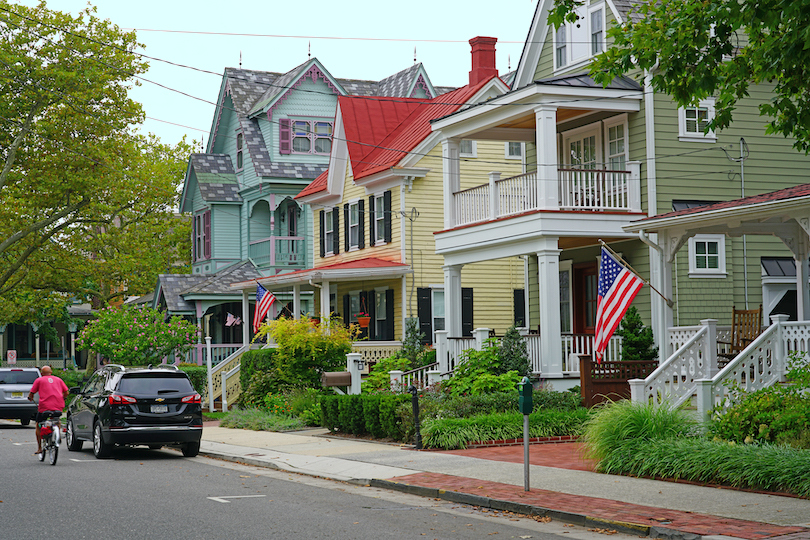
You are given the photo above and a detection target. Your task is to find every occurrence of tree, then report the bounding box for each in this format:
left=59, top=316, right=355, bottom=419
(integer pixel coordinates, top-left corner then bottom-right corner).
left=550, top=0, right=810, bottom=153
left=616, top=307, right=658, bottom=363
left=0, top=1, right=191, bottom=312
left=76, top=306, right=197, bottom=368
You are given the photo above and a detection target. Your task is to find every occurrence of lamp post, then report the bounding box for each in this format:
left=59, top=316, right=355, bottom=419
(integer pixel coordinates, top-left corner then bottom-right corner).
left=31, top=322, right=41, bottom=368
left=68, top=321, right=79, bottom=369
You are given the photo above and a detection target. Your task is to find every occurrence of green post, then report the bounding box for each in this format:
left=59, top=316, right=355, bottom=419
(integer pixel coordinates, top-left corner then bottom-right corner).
left=518, top=376, right=533, bottom=491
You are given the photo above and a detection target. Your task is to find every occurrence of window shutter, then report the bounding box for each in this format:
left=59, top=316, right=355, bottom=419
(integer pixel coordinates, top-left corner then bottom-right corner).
left=416, top=287, right=432, bottom=345
left=461, top=287, right=474, bottom=337
left=343, top=294, right=350, bottom=327
left=192, top=216, right=197, bottom=261
left=343, top=204, right=350, bottom=252
left=203, top=210, right=211, bottom=259
left=319, top=210, right=325, bottom=257
left=513, top=289, right=526, bottom=327
left=367, top=291, right=376, bottom=341
left=385, top=288, right=395, bottom=341
left=358, top=199, right=365, bottom=249
left=279, top=119, right=291, bottom=155
left=368, top=196, right=376, bottom=247
left=383, top=190, right=392, bottom=243
left=332, top=208, right=340, bottom=254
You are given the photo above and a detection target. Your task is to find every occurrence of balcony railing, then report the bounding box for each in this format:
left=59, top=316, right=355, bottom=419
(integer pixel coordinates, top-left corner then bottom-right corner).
left=452, top=167, right=638, bottom=227
left=249, top=236, right=305, bottom=268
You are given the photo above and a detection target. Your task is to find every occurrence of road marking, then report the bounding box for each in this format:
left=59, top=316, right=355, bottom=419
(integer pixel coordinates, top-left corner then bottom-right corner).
left=13, top=442, right=36, bottom=446
left=207, top=495, right=266, bottom=504
left=70, top=459, right=106, bottom=462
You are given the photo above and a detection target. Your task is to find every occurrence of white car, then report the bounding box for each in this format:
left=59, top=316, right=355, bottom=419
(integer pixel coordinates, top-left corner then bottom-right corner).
left=0, top=367, right=41, bottom=425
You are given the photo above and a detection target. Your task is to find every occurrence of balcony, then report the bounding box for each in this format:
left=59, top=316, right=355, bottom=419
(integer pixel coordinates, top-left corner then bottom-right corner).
left=249, top=236, right=306, bottom=268
left=453, top=167, right=640, bottom=228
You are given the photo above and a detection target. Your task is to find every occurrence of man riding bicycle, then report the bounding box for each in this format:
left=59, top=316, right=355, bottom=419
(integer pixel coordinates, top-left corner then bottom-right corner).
left=27, top=366, right=69, bottom=456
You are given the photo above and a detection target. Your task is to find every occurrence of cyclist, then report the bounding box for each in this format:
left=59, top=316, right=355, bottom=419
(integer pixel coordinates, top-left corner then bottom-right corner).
left=27, top=366, right=69, bottom=456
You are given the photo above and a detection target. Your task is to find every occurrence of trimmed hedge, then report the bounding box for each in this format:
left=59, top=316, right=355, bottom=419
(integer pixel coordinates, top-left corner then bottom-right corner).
left=177, top=364, right=207, bottom=395
left=321, top=393, right=410, bottom=441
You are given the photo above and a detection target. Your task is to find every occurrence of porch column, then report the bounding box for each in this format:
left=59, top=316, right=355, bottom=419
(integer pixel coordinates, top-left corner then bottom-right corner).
left=293, top=284, right=302, bottom=320
left=443, top=264, right=463, bottom=337
left=536, top=237, right=563, bottom=377
left=651, top=230, right=674, bottom=356
left=320, top=280, right=331, bottom=329
left=241, top=288, right=250, bottom=345
left=441, top=138, right=461, bottom=229
left=797, top=242, right=810, bottom=321
left=534, top=105, right=559, bottom=210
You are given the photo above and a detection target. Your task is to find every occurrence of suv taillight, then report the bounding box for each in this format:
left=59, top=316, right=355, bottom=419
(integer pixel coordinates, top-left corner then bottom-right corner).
left=181, top=394, right=201, bottom=404
left=108, top=394, right=137, bottom=405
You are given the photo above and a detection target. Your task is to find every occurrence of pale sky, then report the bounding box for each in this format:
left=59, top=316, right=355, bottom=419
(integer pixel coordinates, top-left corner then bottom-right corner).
left=24, top=0, right=539, bottom=147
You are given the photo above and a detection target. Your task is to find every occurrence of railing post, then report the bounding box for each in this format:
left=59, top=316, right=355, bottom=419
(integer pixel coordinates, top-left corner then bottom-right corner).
left=489, top=171, right=500, bottom=220
left=389, top=370, right=404, bottom=392
left=427, top=369, right=441, bottom=386
left=629, top=378, right=645, bottom=403
left=435, top=330, right=448, bottom=376
left=695, top=378, right=714, bottom=425
left=474, top=328, right=491, bottom=350
left=347, top=353, right=363, bottom=395
left=627, top=161, right=641, bottom=212
left=221, top=370, right=228, bottom=412
left=771, top=314, right=789, bottom=380
left=206, top=336, right=214, bottom=413
left=701, top=319, right=718, bottom=378
left=517, top=327, right=529, bottom=337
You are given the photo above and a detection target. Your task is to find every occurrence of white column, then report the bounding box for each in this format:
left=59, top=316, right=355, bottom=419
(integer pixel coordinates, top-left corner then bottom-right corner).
left=658, top=230, right=675, bottom=355
left=536, top=238, right=563, bottom=377
left=627, top=160, right=642, bottom=212
left=241, top=289, right=250, bottom=345
left=320, top=279, right=331, bottom=330
left=443, top=264, right=463, bottom=337
left=797, top=253, right=810, bottom=322
left=534, top=105, right=559, bottom=210
left=700, top=319, right=718, bottom=378
left=441, top=138, right=461, bottom=229
left=293, top=284, right=301, bottom=320
left=488, top=171, right=500, bottom=220
left=205, top=336, right=214, bottom=412
left=474, top=328, right=491, bottom=350
left=435, top=330, right=449, bottom=375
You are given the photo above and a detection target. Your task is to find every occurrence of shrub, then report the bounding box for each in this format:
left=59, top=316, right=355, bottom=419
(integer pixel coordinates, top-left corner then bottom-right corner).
left=285, top=387, right=322, bottom=426
left=499, top=325, right=530, bottom=376
left=321, top=395, right=340, bottom=431
left=400, top=318, right=426, bottom=365
left=51, top=368, right=86, bottom=390
left=262, top=393, right=292, bottom=416
left=441, top=339, right=501, bottom=396
left=362, top=394, right=385, bottom=438
left=219, top=408, right=305, bottom=432
left=616, top=306, right=658, bottom=362
left=240, top=372, right=276, bottom=409
left=363, top=355, right=411, bottom=392
left=177, top=363, right=207, bottom=395
left=380, top=394, right=410, bottom=440
left=239, top=349, right=277, bottom=391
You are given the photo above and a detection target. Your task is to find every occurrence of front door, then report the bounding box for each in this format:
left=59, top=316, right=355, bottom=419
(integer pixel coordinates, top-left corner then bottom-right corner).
left=573, top=262, right=598, bottom=335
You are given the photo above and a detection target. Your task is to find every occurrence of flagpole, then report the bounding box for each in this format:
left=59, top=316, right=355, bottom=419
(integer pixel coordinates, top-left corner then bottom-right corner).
left=599, top=240, right=674, bottom=308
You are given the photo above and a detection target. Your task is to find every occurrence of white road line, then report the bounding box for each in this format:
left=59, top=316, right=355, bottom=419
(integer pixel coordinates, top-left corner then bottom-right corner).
left=207, top=495, right=266, bottom=504
left=13, top=442, right=36, bottom=445
left=70, top=459, right=106, bottom=462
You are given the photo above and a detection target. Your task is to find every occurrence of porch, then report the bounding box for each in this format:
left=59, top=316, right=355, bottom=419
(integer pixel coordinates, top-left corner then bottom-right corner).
left=248, top=235, right=306, bottom=268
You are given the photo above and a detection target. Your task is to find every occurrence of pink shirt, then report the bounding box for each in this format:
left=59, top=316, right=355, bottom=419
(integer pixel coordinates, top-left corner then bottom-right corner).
left=30, top=375, right=69, bottom=412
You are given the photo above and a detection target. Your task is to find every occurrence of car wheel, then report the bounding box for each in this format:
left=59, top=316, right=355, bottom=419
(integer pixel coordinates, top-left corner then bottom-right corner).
left=20, top=417, right=30, bottom=426
left=66, top=418, right=83, bottom=451
left=92, top=422, right=112, bottom=459
left=181, top=441, right=200, bottom=457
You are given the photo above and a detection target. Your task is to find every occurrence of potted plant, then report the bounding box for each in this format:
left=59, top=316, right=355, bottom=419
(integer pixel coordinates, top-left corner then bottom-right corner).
left=356, top=312, right=371, bottom=328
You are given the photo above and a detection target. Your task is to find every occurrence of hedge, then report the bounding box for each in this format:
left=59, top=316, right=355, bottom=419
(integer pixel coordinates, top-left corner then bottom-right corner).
left=239, top=349, right=277, bottom=391
left=177, top=364, right=207, bottom=396
left=321, top=393, right=410, bottom=441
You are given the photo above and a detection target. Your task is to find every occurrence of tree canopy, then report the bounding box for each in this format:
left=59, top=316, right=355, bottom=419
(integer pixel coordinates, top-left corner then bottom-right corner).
left=550, top=0, right=810, bottom=153
left=0, top=1, right=191, bottom=320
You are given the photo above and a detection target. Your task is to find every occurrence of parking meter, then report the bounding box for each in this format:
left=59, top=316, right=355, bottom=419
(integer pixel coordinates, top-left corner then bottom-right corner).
left=518, top=376, right=533, bottom=415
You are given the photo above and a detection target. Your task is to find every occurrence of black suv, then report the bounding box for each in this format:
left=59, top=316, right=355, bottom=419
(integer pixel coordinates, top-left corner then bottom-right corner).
left=66, top=364, right=203, bottom=458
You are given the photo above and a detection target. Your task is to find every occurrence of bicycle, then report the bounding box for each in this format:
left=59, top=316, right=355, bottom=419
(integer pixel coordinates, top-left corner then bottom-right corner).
left=38, top=411, right=62, bottom=466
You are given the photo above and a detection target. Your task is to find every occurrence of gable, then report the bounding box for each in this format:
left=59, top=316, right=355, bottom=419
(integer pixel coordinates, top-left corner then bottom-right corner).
left=249, top=59, right=347, bottom=119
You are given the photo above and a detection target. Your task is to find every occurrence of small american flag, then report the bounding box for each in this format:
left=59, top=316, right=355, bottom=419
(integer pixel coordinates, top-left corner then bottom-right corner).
left=594, top=247, right=643, bottom=363
left=253, top=284, right=276, bottom=333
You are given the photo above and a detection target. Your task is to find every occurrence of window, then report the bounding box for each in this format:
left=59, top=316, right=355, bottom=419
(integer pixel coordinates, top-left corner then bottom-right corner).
left=324, top=210, right=334, bottom=254
left=679, top=98, right=716, bottom=142
left=554, top=1, right=605, bottom=70
left=279, top=119, right=333, bottom=155
left=374, top=289, right=387, bottom=337
left=559, top=262, right=572, bottom=333
left=369, top=192, right=390, bottom=245
left=590, top=9, right=603, bottom=55
left=556, top=26, right=567, bottom=67
left=688, top=234, right=726, bottom=276
left=348, top=201, right=359, bottom=249
left=193, top=210, right=210, bottom=262
left=505, top=142, right=523, bottom=160
left=432, top=289, right=445, bottom=332
left=459, top=139, right=476, bottom=157
left=604, top=118, right=627, bottom=170
left=235, top=132, right=243, bottom=169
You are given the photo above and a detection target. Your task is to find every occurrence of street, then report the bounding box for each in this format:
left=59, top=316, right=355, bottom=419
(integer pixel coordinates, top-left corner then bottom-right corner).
left=1, top=420, right=635, bottom=540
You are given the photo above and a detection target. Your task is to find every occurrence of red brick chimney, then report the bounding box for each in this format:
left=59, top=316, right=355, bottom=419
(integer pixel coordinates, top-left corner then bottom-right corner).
left=469, top=36, right=498, bottom=86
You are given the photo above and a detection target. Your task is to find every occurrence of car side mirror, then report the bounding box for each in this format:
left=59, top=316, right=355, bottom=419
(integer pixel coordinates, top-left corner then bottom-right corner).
left=69, top=386, right=81, bottom=394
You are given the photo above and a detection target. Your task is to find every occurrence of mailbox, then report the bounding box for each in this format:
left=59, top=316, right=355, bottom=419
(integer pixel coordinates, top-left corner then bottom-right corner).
left=518, top=376, right=533, bottom=415
left=321, top=371, right=352, bottom=387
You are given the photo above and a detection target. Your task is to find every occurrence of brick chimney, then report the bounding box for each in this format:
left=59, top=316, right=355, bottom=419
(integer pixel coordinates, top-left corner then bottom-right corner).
left=469, top=36, right=498, bottom=86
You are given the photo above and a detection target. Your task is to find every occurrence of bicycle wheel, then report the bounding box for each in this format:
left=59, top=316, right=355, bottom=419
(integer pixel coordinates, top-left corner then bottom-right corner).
left=48, top=442, right=58, bottom=465
left=38, top=437, right=46, bottom=462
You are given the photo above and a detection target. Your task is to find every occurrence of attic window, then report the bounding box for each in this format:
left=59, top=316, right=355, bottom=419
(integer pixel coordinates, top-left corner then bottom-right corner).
left=236, top=132, right=243, bottom=170
left=280, top=119, right=333, bottom=155
left=554, top=1, right=606, bottom=70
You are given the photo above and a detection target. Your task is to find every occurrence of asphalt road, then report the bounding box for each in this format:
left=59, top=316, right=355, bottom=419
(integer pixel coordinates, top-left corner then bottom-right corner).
left=1, top=420, right=634, bottom=540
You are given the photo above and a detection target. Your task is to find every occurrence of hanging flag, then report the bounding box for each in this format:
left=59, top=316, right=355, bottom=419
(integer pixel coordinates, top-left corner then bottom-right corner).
left=594, top=247, right=644, bottom=363
left=253, top=283, right=276, bottom=333
left=225, top=313, right=242, bottom=327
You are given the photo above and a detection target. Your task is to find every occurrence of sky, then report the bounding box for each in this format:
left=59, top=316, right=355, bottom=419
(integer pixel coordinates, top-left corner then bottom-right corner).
left=22, top=0, right=540, bottom=148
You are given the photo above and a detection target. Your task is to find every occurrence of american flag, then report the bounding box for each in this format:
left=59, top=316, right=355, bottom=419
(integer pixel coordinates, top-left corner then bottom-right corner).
left=594, top=247, right=643, bottom=363
left=253, top=284, right=276, bottom=333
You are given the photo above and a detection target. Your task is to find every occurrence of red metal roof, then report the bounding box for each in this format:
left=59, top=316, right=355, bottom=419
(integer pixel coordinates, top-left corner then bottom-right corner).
left=312, top=257, right=409, bottom=271
left=296, top=170, right=328, bottom=199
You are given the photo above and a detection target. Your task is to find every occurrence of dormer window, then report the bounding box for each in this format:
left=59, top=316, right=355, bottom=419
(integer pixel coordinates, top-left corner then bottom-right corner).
left=236, top=132, right=243, bottom=170
left=554, top=0, right=606, bottom=70
left=279, top=118, right=333, bottom=155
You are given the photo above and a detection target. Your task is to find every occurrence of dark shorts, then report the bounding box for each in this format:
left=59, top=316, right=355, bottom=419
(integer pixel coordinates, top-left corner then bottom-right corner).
left=36, top=411, right=61, bottom=423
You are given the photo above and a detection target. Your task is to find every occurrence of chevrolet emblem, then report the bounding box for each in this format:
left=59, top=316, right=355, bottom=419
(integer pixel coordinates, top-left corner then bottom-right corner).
left=155, top=398, right=165, bottom=402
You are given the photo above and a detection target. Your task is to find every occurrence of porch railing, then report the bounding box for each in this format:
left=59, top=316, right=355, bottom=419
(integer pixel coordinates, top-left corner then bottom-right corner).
left=560, top=333, right=622, bottom=372
left=248, top=236, right=306, bottom=268
left=351, top=341, right=402, bottom=369
left=189, top=343, right=243, bottom=367
left=452, top=167, right=638, bottom=227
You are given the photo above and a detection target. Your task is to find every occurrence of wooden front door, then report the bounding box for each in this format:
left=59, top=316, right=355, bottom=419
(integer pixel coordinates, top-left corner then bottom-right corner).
left=573, top=262, right=598, bottom=335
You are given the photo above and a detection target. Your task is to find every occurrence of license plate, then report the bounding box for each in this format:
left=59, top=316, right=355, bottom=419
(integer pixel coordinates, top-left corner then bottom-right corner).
left=11, top=392, right=23, bottom=398
left=150, top=404, right=168, bottom=414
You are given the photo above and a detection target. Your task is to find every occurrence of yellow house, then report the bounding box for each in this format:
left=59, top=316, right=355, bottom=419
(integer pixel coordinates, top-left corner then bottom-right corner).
left=234, top=38, right=526, bottom=364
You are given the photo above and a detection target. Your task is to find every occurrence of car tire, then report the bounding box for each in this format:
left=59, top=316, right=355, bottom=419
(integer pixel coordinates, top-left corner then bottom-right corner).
left=92, top=421, right=112, bottom=459
left=20, top=417, right=30, bottom=426
left=66, top=418, right=83, bottom=451
left=181, top=441, right=200, bottom=458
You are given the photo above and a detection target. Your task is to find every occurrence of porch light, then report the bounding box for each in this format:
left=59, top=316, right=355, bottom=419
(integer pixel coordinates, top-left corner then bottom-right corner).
left=353, top=356, right=366, bottom=371
left=68, top=321, right=79, bottom=334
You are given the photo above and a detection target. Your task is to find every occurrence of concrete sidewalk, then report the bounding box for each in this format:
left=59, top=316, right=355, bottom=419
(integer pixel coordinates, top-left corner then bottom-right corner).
left=199, top=425, right=810, bottom=540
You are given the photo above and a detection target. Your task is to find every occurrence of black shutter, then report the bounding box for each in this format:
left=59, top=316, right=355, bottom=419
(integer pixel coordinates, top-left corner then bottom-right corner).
left=461, top=287, right=474, bottom=337
left=513, top=289, right=526, bottom=327
left=332, top=208, right=340, bottom=254
left=385, top=288, right=395, bottom=341
left=358, top=199, right=365, bottom=249
left=319, top=210, right=325, bottom=257
left=368, top=196, right=375, bottom=246
left=367, top=290, right=376, bottom=341
left=417, top=287, right=432, bottom=344
left=343, top=294, right=350, bottom=327
left=383, top=190, right=392, bottom=243
left=343, top=204, right=350, bottom=252
left=359, top=291, right=369, bottom=340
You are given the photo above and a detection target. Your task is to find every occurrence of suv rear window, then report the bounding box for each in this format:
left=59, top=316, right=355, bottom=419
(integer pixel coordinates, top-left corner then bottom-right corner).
left=0, top=371, right=38, bottom=384
left=117, top=373, right=194, bottom=395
